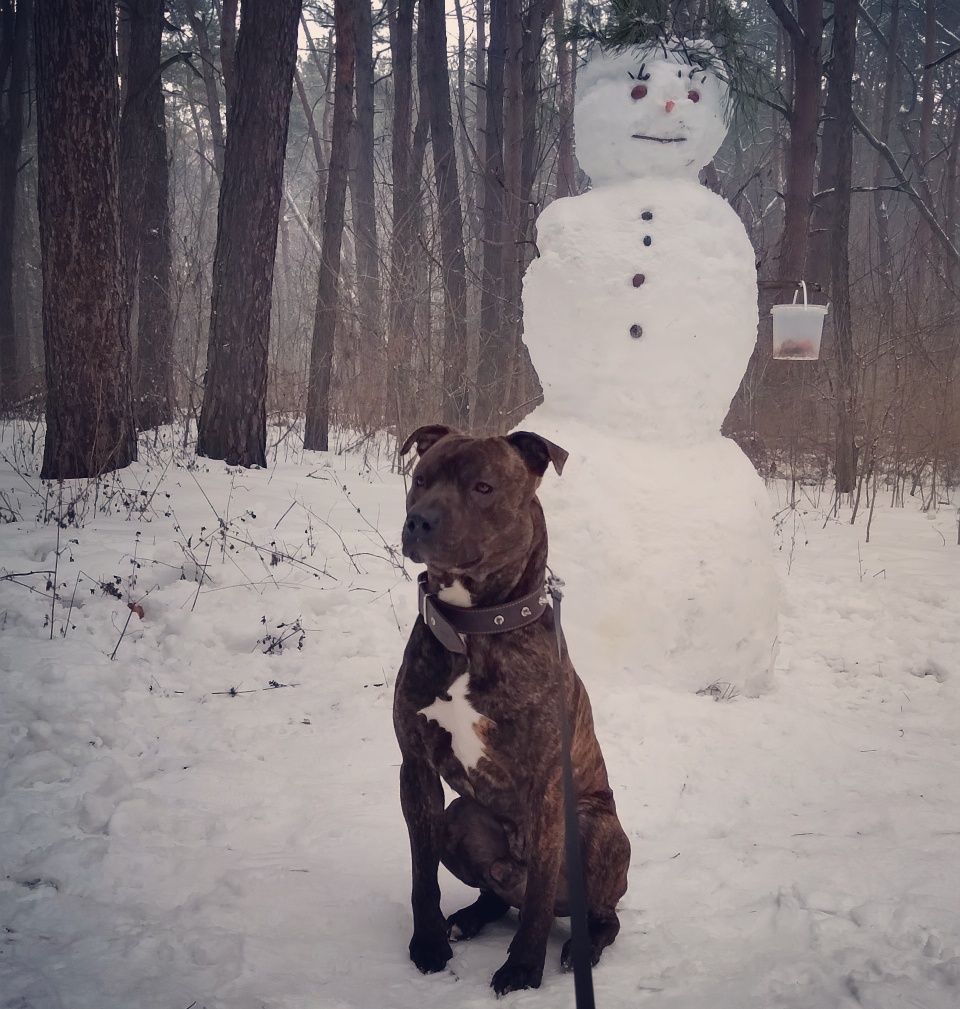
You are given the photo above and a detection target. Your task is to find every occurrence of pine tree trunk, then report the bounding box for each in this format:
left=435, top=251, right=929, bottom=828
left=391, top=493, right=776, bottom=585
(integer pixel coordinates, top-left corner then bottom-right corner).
left=0, top=0, right=31, bottom=409
left=349, top=0, right=381, bottom=347
left=420, top=0, right=469, bottom=427
left=186, top=0, right=225, bottom=181
left=35, top=0, right=137, bottom=478
left=387, top=0, right=416, bottom=435
left=136, top=37, right=174, bottom=430
left=476, top=0, right=507, bottom=429
left=808, top=0, right=858, bottom=494
left=726, top=0, right=822, bottom=434
left=118, top=0, right=161, bottom=337
left=197, top=0, right=301, bottom=466
left=303, top=0, right=356, bottom=453
left=553, top=0, right=577, bottom=199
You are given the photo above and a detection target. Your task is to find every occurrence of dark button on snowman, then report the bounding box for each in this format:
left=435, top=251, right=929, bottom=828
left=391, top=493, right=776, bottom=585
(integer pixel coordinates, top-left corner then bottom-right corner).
left=518, top=39, right=779, bottom=696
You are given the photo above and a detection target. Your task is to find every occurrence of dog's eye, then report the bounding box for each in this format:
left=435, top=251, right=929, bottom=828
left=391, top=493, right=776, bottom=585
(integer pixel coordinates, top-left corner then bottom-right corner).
left=474, top=482, right=493, bottom=495
left=414, top=475, right=425, bottom=488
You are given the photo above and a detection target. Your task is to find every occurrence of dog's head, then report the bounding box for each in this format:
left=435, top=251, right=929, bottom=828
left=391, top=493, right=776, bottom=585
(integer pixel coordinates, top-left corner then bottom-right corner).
left=399, top=426, right=567, bottom=584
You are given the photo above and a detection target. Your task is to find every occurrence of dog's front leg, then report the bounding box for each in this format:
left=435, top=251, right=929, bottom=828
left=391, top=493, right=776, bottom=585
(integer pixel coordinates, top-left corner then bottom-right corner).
left=490, top=769, right=563, bottom=996
left=400, top=756, right=453, bottom=974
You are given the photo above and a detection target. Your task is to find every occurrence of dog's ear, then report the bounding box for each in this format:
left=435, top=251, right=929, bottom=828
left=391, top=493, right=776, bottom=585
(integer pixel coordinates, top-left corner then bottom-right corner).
left=400, top=425, right=454, bottom=458
left=506, top=431, right=568, bottom=477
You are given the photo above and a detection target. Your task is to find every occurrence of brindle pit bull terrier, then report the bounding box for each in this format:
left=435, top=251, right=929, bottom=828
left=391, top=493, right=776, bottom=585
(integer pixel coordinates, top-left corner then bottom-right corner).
left=394, top=425, right=630, bottom=996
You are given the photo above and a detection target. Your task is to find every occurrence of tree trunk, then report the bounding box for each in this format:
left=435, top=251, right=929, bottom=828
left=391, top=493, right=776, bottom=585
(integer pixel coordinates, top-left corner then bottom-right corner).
left=348, top=0, right=382, bottom=347
left=511, top=0, right=547, bottom=416
left=388, top=0, right=415, bottom=434
left=136, top=31, right=174, bottom=430
left=186, top=0, right=225, bottom=180
left=775, top=0, right=823, bottom=293
left=35, top=0, right=137, bottom=477
left=726, top=0, right=822, bottom=434
left=0, top=0, right=30, bottom=409
left=553, top=0, right=576, bottom=199
left=197, top=0, right=301, bottom=466
left=220, top=0, right=238, bottom=112
left=476, top=0, right=507, bottom=429
left=303, top=0, right=355, bottom=453
left=420, top=0, right=469, bottom=426
left=118, top=0, right=162, bottom=331
left=807, top=0, right=858, bottom=494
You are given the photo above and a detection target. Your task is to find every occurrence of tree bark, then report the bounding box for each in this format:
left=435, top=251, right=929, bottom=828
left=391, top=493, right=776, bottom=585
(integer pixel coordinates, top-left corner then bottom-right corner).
left=136, top=27, right=174, bottom=430
left=807, top=0, right=858, bottom=494
left=186, top=0, right=225, bottom=180
left=303, top=0, right=356, bottom=452
left=35, top=0, right=137, bottom=477
left=420, top=0, right=469, bottom=426
left=349, top=0, right=382, bottom=347
left=118, top=0, right=162, bottom=329
left=197, top=0, right=301, bottom=466
left=388, top=0, right=415, bottom=434
left=726, top=0, right=823, bottom=434
left=220, top=0, right=238, bottom=112
left=0, top=0, right=30, bottom=409
left=553, top=0, right=577, bottom=199
left=476, top=0, right=507, bottom=429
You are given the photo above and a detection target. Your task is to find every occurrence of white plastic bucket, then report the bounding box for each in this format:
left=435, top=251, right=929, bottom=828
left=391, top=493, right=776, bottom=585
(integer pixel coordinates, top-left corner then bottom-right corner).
left=771, top=281, right=827, bottom=360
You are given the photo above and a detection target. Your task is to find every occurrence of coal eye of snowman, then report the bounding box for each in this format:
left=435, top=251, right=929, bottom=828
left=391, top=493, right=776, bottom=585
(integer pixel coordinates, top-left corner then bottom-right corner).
left=630, top=83, right=647, bottom=100
left=688, top=90, right=701, bottom=103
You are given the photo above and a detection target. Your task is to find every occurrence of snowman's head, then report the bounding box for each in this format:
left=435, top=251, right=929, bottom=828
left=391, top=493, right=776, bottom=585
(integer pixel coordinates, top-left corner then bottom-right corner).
left=575, top=42, right=729, bottom=184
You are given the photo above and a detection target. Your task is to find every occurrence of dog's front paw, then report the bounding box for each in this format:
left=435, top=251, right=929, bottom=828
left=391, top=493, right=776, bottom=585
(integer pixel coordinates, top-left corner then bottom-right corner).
left=490, top=956, right=543, bottom=997
left=560, top=936, right=603, bottom=970
left=409, top=930, right=453, bottom=974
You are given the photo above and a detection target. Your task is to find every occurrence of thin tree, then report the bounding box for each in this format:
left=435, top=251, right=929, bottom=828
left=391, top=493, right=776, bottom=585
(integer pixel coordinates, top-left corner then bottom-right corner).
left=349, top=0, right=382, bottom=349
left=553, top=0, right=577, bottom=199
left=806, top=0, right=858, bottom=493
left=0, top=0, right=31, bottom=408
left=476, top=0, right=508, bottom=429
left=420, top=0, right=469, bottom=426
left=387, top=0, right=416, bottom=434
left=304, top=0, right=356, bottom=452
left=135, top=0, right=174, bottom=429
left=197, top=0, right=301, bottom=467
left=35, top=0, right=138, bottom=478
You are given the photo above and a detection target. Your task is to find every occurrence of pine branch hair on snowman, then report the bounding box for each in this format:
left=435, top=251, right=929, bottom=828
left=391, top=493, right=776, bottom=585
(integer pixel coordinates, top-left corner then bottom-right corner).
left=566, top=0, right=767, bottom=124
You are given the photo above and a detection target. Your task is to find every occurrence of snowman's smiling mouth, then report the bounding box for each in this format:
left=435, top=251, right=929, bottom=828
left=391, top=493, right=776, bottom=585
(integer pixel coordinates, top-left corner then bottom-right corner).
left=632, top=133, right=688, bottom=143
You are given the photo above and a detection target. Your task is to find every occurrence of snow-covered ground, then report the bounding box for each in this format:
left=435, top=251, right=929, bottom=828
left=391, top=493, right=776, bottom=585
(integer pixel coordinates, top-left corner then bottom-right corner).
left=1, top=425, right=958, bottom=1009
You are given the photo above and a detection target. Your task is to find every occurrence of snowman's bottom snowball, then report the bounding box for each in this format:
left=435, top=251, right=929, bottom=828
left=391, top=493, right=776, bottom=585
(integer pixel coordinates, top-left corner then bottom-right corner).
left=532, top=425, right=779, bottom=697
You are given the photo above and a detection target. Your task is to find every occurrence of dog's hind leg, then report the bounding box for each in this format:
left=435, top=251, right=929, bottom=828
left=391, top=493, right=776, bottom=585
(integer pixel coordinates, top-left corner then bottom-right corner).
left=558, top=801, right=631, bottom=968
left=447, top=889, right=511, bottom=941
left=441, top=797, right=520, bottom=939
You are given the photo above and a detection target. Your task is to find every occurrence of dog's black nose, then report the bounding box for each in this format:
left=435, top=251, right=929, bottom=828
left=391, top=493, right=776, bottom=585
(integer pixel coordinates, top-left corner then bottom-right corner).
left=405, top=509, right=437, bottom=538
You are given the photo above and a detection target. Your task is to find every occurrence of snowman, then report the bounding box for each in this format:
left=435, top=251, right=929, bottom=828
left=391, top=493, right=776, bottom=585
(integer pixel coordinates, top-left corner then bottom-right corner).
left=520, top=41, right=778, bottom=697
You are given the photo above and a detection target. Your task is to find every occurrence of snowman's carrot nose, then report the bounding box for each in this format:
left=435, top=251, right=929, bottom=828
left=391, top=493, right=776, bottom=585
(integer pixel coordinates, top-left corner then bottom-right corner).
left=664, top=100, right=676, bottom=113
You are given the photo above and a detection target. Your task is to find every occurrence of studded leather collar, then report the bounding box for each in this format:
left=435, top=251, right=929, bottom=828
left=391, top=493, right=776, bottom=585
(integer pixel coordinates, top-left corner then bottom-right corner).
left=417, top=572, right=549, bottom=655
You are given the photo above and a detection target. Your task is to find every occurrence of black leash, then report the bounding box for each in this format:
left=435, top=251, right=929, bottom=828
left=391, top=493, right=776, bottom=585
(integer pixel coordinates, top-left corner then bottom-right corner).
left=547, top=574, right=596, bottom=1009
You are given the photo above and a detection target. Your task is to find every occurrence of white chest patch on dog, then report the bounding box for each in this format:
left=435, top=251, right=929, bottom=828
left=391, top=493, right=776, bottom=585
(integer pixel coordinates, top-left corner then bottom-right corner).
left=419, top=673, right=490, bottom=772
left=438, top=579, right=473, bottom=607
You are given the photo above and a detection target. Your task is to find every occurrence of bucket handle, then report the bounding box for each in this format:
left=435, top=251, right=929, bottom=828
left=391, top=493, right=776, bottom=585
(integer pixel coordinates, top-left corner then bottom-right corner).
left=792, top=280, right=808, bottom=306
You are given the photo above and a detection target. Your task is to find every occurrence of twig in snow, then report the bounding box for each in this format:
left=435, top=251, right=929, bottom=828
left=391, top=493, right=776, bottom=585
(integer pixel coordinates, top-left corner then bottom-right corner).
left=49, top=486, right=62, bottom=639
left=109, top=587, right=154, bottom=660
left=191, top=540, right=214, bottom=612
